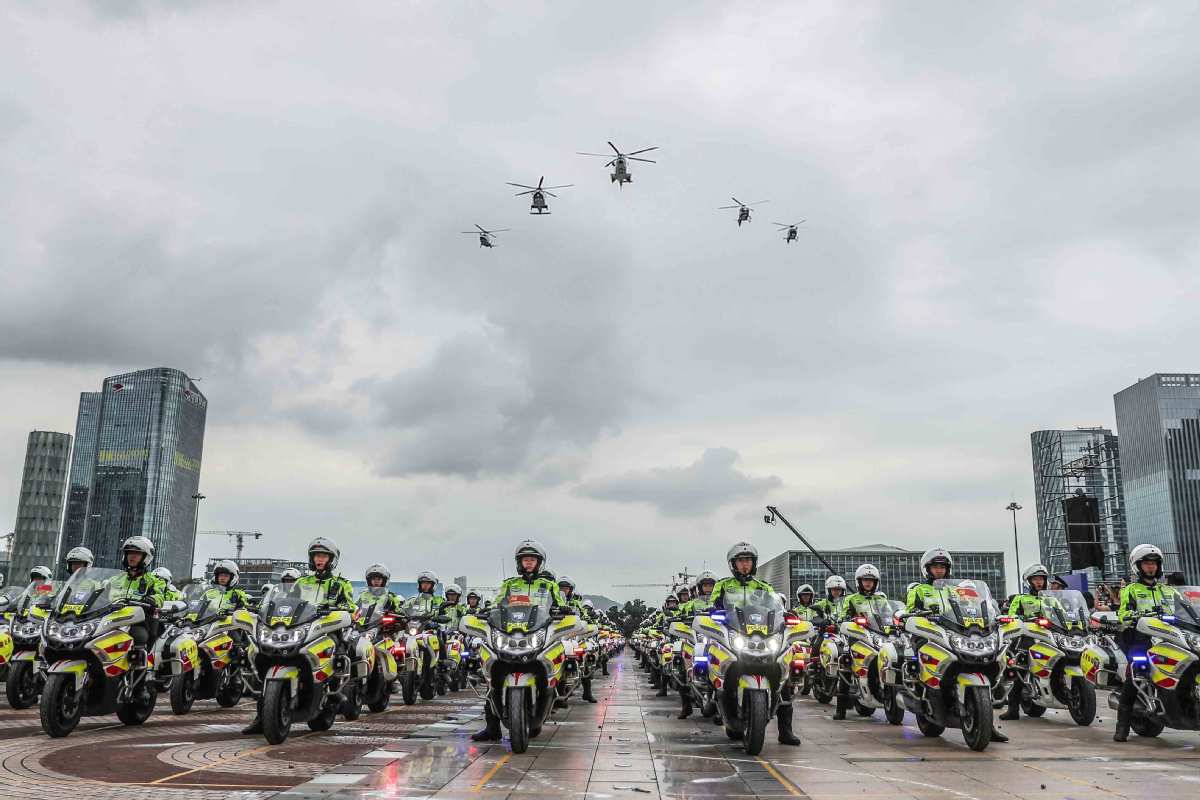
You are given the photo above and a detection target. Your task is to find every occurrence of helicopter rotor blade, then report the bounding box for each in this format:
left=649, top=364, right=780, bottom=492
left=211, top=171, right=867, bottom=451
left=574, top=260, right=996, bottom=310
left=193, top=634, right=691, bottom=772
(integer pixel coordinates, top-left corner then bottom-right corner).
left=489, top=228, right=511, bottom=233
left=476, top=224, right=488, bottom=233
left=626, top=146, right=658, bottom=156
left=506, top=182, right=537, bottom=190
left=718, top=205, right=740, bottom=210
left=543, top=191, right=558, bottom=198
left=608, top=141, right=621, bottom=155
left=748, top=200, right=770, bottom=206
left=542, top=184, right=573, bottom=190
left=537, top=176, right=545, bottom=189
left=576, top=152, right=612, bottom=157
left=513, top=190, right=535, bottom=196
left=730, top=197, right=745, bottom=206
left=626, top=157, right=656, bottom=164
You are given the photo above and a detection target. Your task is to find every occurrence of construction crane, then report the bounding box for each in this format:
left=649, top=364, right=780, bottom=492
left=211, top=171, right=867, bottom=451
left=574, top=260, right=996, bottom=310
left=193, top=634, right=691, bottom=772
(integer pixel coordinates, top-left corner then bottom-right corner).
left=199, top=530, right=263, bottom=561
left=613, top=568, right=697, bottom=589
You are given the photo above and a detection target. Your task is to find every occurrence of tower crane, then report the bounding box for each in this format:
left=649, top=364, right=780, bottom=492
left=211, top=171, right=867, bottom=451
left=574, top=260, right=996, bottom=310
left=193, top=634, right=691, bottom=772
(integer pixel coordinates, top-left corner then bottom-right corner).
left=199, top=530, right=263, bottom=562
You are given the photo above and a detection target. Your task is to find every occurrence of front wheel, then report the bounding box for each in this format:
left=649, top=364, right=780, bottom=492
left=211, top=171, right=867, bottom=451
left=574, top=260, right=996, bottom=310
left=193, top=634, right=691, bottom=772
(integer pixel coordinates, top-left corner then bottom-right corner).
left=400, top=671, right=417, bottom=705
left=854, top=699, right=875, bottom=718
left=883, top=687, right=905, bottom=725
left=960, top=685, right=993, bottom=752
left=1020, top=698, right=1046, bottom=717
left=812, top=673, right=834, bottom=705
left=215, top=668, right=243, bottom=708
left=366, top=672, right=390, bottom=713
left=5, top=660, right=40, bottom=709
left=39, top=673, right=83, bottom=738
left=262, top=682, right=293, bottom=744
left=116, top=679, right=157, bottom=726
left=307, top=699, right=338, bottom=732
left=341, top=680, right=361, bottom=720
left=507, top=686, right=530, bottom=754
left=743, top=689, right=769, bottom=756
left=915, top=712, right=945, bottom=738
left=169, top=672, right=195, bottom=715
left=1131, top=715, right=1164, bottom=738
left=1067, top=677, right=1096, bottom=726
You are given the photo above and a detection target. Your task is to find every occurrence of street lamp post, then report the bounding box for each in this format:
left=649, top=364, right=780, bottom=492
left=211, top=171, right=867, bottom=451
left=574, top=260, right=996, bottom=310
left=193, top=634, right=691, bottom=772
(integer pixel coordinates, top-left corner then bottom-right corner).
left=1006, top=501, right=1023, bottom=589
left=190, top=493, right=206, bottom=581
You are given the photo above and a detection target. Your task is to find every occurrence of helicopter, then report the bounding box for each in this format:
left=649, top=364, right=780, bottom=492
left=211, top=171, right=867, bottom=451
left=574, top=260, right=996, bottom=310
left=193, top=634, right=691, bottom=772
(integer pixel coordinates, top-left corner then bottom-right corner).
left=461, top=224, right=511, bottom=248
left=773, top=220, right=806, bottom=243
left=576, top=141, right=658, bottom=187
left=506, top=176, right=573, bottom=214
left=718, top=197, right=769, bottom=226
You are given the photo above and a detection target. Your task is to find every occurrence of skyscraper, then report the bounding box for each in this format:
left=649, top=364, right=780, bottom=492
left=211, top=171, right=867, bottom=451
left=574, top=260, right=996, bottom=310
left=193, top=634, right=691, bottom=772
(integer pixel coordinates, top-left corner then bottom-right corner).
left=54, top=392, right=102, bottom=574
left=82, top=368, right=207, bottom=578
left=8, top=431, right=72, bottom=580
left=1030, top=428, right=1127, bottom=581
left=1114, top=374, right=1200, bottom=581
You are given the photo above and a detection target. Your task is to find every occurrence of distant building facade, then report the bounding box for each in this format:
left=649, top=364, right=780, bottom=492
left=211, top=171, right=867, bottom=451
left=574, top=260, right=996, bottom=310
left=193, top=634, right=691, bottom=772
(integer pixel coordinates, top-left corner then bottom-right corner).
left=82, top=368, right=207, bottom=579
left=1114, top=374, right=1200, bottom=581
left=205, top=558, right=307, bottom=594
left=54, top=392, right=102, bottom=575
left=9, top=431, right=73, bottom=581
left=759, top=544, right=1007, bottom=604
left=1030, top=427, right=1128, bottom=582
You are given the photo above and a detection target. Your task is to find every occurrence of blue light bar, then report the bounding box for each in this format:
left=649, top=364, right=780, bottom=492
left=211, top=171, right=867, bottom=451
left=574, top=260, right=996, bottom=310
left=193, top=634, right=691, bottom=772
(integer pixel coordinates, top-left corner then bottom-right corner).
left=710, top=611, right=726, bottom=622
left=1162, top=615, right=1177, bottom=622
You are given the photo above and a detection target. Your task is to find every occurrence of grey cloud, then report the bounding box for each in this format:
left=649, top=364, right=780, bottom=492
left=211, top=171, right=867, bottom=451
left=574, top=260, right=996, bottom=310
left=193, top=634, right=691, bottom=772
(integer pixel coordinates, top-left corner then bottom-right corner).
left=575, top=447, right=782, bottom=517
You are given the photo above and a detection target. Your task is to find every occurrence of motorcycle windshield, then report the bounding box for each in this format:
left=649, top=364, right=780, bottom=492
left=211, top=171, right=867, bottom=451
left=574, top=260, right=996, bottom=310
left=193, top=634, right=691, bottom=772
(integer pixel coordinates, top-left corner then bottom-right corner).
left=401, top=595, right=438, bottom=621
left=15, top=580, right=58, bottom=614
left=490, top=592, right=554, bottom=635
left=259, top=582, right=323, bottom=627
left=0, top=585, right=24, bottom=613
left=1167, top=586, right=1200, bottom=628
left=355, top=587, right=391, bottom=626
left=718, top=588, right=785, bottom=634
left=845, top=594, right=894, bottom=632
left=932, top=579, right=996, bottom=631
left=1037, top=590, right=1088, bottom=631
left=52, top=567, right=125, bottom=618
left=182, top=584, right=227, bottom=625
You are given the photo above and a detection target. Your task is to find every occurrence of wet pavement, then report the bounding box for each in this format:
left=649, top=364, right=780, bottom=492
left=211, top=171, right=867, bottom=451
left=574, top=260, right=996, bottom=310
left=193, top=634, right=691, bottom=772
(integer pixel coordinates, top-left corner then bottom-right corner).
left=2, top=655, right=1200, bottom=799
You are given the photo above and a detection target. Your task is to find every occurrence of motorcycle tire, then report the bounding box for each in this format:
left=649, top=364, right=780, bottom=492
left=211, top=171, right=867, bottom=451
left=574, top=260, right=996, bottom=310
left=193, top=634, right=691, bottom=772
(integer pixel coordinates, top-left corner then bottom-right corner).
left=169, top=672, right=195, bottom=715
left=960, top=685, right=993, bottom=752
left=401, top=671, right=417, bottom=706
left=743, top=689, right=768, bottom=756
left=1067, top=677, right=1096, bottom=726
left=342, top=680, right=361, bottom=721
left=700, top=698, right=717, bottom=718
left=1020, top=698, right=1046, bottom=717
left=262, top=682, right=293, bottom=744
left=39, top=673, right=83, bottom=739
left=915, top=712, right=945, bottom=738
left=437, top=675, right=448, bottom=696
left=854, top=700, right=875, bottom=718
left=724, top=723, right=743, bottom=740
left=116, top=680, right=157, bottom=726
left=308, top=700, right=338, bottom=732
left=215, top=669, right=243, bottom=708
left=1131, top=715, right=1164, bottom=738
left=508, top=686, right=530, bottom=754
left=812, top=675, right=834, bottom=705
left=883, top=687, right=905, bottom=725
left=5, top=660, right=40, bottom=709
left=366, top=673, right=390, bottom=713
left=420, top=676, right=436, bottom=701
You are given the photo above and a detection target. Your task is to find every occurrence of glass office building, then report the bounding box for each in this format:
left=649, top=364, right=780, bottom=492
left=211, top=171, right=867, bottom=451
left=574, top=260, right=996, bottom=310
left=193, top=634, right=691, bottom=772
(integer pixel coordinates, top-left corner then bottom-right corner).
left=8, top=431, right=73, bottom=581
left=1114, top=374, right=1200, bottom=581
left=82, top=368, right=208, bottom=578
left=54, top=392, right=102, bottom=575
left=759, top=544, right=1007, bottom=604
left=1030, top=428, right=1127, bottom=582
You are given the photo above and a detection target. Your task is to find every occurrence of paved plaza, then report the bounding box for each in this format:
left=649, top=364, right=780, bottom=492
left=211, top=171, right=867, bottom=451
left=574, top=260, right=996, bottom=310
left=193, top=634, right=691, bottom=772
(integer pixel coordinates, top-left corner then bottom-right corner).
left=1, top=656, right=1198, bottom=799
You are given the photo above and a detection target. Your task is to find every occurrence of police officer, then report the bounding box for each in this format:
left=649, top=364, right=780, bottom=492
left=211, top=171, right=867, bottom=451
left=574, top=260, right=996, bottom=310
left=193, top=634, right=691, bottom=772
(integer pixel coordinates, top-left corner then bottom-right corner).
left=1113, top=544, right=1176, bottom=742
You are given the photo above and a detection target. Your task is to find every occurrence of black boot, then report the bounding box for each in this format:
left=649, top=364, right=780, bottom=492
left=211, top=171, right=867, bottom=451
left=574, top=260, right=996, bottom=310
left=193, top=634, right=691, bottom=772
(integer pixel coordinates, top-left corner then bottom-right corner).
left=1114, top=680, right=1135, bottom=742
left=471, top=705, right=503, bottom=742
left=649, top=670, right=660, bottom=689
left=602, top=658, right=609, bottom=676
left=241, top=714, right=263, bottom=735
left=776, top=704, right=801, bottom=746
left=990, top=726, right=1009, bottom=743
left=833, top=691, right=848, bottom=721
left=677, top=691, right=693, bottom=720
left=999, top=681, right=1020, bottom=721
left=582, top=678, right=597, bottom=704
left=655, top=677, right=669, bottom=697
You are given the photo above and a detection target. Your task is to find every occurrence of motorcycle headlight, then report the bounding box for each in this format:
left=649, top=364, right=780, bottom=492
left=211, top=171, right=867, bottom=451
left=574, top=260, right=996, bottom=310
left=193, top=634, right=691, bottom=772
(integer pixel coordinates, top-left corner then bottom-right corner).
left=732, top=635, right=747, bottom=652
left=1187, top=633, right=1200, bottom=652
left=1055, top=633, right=1087, bottom=652
left=766, top=635, right=782, bottom=653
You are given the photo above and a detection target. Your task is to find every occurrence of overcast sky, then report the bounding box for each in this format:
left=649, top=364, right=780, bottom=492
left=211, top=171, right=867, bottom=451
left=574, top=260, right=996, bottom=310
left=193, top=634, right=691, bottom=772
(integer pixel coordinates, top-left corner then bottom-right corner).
left=2, top=2, right=1198, bottom=600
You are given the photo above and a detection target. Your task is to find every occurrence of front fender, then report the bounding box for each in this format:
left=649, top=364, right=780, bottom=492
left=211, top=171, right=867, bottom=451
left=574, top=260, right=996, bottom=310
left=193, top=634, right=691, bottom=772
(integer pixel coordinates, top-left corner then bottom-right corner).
left=264, top=664, right=301, bottom=695
left=1063, top=663, right=1084, bottom=681
left=736, top=673, right=768, bottom=707
left=48, top=659, right=89, bottom=690
left=956, top=671, right=990, bottom=703
left=502, top=671, right=538, bottom=705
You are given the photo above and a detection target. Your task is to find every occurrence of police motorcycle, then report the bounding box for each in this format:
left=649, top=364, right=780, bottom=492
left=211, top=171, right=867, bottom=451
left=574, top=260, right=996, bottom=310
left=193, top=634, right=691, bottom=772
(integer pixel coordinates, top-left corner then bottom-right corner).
left=459, top=589, right=589, bottom=754
left=352, top=586, right=400, bottom=714
left=38, top=567, right=187, bottom=737
left=3, top=579, right=57, bottom=709
left=1000, top=589, right=1096, bottom=725
left=397, top=594, right=444, bottom=703
left=1085, top=586, right=1200, bottom=737
left=252, top=581, right=363, bottom=744
left=693, top=589, right=814, bottom=756
left=0, top=585, right=21, bottom=676
left=880, top=579, right=1005, bottom=751
left=837, top=596, right=907, bottom=724
left=151, top=589, right=202, bottom=714
left=165, top=584, right=256, bottom=714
